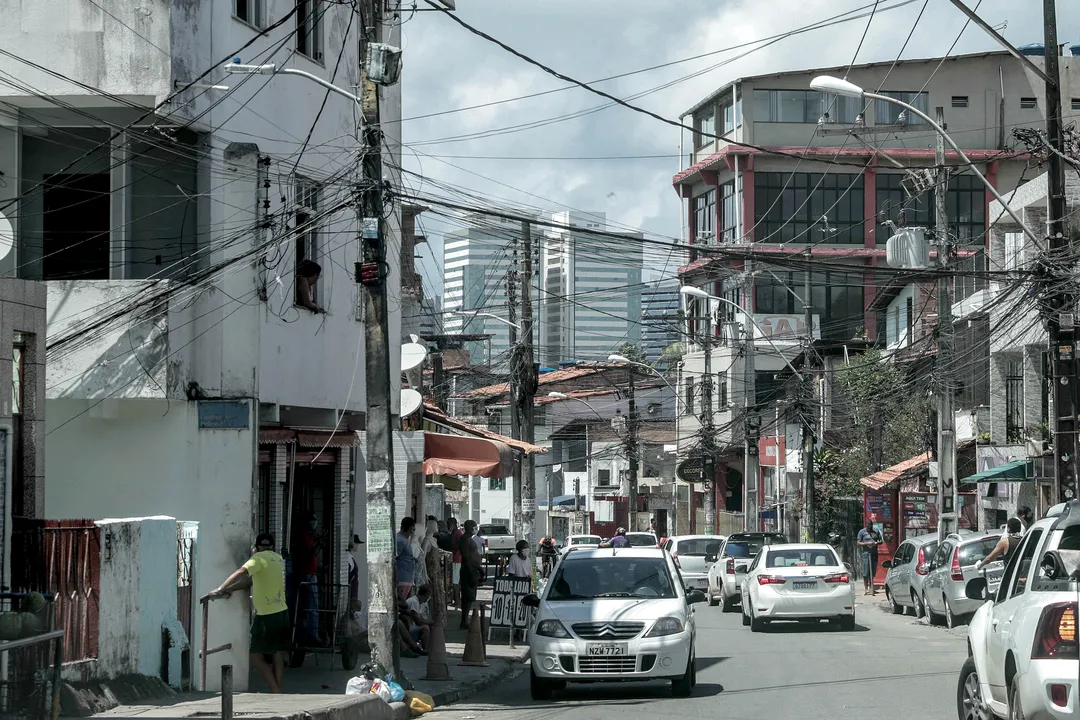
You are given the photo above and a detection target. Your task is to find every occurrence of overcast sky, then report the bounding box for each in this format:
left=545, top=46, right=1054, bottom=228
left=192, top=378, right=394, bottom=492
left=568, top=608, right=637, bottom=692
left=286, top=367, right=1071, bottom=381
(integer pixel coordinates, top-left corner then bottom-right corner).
left=399, top=0, right=1080, bottom=298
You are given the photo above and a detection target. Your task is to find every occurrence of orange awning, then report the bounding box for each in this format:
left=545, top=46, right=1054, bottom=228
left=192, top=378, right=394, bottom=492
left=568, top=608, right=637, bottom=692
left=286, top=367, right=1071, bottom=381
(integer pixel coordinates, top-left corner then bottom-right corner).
left=423, top=432, right=512, bottom=479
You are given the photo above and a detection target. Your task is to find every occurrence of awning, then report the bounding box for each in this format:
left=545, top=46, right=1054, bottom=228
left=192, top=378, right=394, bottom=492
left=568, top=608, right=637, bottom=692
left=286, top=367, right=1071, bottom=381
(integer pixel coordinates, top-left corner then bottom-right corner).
left=960, top=459, right=1033, bottom=484
left=423, top=432, right=512, bottom=479
left=258, top=428, right=360, bottom=448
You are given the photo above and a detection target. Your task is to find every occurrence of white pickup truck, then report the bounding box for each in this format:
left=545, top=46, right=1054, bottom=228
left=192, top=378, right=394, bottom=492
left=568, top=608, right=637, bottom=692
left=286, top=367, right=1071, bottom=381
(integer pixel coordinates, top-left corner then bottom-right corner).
left=478, top=524, right=517, bottom=557
left=958, top=500, right=1080, bottom=720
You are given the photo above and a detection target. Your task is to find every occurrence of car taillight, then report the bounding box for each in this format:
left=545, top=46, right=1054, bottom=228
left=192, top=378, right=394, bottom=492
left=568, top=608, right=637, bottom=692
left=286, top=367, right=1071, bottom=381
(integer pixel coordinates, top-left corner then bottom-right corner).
left=1032, top=603, right=1079, bottom=660
left=951, top=547, right=964, bottom=581
left=726, top=558, right=735, bottom=575
left=824, top=573, right=850, bottom=584
left=916, top=547, right=930, bottom=575
left=757, top=575, right=785, bottom=585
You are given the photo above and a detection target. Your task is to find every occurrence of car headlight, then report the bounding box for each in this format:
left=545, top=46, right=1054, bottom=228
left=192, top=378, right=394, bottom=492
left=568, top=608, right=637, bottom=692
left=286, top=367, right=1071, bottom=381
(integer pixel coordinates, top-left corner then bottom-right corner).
left=645, top=617, right=684, bottom=637
left=535, top=619, right=571, bottom=638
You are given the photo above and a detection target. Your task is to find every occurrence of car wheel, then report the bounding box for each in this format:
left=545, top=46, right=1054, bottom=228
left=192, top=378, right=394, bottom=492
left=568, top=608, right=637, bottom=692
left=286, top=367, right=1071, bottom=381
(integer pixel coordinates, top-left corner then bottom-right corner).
left=708, top=586, right=720, bottom=607
left=886, top=586, right=903, bottom=615
left=1008, top=673, right=1026, bottom=720
left=741, top=603, right=750, bottom=626
left=957, top=657, right=991, bottom=720
left=671, top=654, right=694, bottom=697
left=912, top=590, right=925, bottom=619
left=925, top=593, right=945, bottom=626
left=530, top=666, right=554, bottom=701
left=750, top=607, right=766, bottom=633
left=944, top=597, right=960, bottom=629
left=840, top=613, right=856, bottom=631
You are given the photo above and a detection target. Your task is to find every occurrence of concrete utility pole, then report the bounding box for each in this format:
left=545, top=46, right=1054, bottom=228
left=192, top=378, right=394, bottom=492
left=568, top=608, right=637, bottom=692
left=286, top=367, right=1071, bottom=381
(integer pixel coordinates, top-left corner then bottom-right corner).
left=802, top=260, right=817, bottom=541
left=1042, top=1, right=1078, bottom=505
left=626, top=369, right=640, bottom=530
left=744, top=301, right=760, bottom=533
left=703, top=309, right=716, bottom=535
left=935, top=105, right=959, bottom=541
left=512, top=221, right=538, bottom=543
left=358, top=0, right=399, bottom=681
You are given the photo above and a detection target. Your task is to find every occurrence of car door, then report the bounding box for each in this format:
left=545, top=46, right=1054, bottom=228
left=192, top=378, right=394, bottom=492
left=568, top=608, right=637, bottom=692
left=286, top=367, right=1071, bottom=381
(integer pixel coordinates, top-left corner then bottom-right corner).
left=897, top=543, right=917, bottom=604
left=925, top=540, right=954, bottom=613
left=887, top=543, right=911, bottom=601
left=984, top=527, right=1045, bottom=704
left=743, top=550, right=764, bottom=609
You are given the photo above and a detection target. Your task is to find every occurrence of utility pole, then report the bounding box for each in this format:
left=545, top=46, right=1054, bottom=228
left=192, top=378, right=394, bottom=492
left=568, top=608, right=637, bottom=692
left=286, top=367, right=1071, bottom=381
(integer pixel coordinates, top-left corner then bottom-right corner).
left=703, top=310, right=716, bottom=535
left=935, top=105, right=959, bottom=540
left=626, top=369, right=639, bottom=530
left=358, top=0, right=398, bottom=681
left=802, top=261, right=816, bottom=542
left=512, top=221, right=538, bottom=544
left=1043, top=1, right=1078, bottom=505
left=743, top=295, right=760, bottom=533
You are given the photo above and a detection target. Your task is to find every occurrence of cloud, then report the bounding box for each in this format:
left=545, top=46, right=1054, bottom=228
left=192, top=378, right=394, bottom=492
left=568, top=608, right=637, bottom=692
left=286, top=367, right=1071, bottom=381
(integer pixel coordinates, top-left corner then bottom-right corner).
left=400, top=0, right=1079, bottom=297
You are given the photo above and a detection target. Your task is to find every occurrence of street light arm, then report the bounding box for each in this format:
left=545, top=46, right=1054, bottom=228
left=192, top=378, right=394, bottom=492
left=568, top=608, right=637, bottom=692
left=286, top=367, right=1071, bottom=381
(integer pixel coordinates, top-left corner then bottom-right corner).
left=224, top=63, right=363, bottom=105
left=861, top=91, right=1040, bottom=246
left=608, top=355, right=690, bottom=415
left=452, top=310, right=521, bottom=330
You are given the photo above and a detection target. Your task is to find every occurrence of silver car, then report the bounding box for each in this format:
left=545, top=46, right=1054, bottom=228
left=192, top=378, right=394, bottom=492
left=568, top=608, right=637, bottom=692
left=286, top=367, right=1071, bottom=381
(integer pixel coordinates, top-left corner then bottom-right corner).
left=662, top=535, right=726, bottom=592
left=881, top=533, right=941, bottom=618
left=921, top=531, right=1004, bottom=628
left=705, top=532, right=788, bottom=611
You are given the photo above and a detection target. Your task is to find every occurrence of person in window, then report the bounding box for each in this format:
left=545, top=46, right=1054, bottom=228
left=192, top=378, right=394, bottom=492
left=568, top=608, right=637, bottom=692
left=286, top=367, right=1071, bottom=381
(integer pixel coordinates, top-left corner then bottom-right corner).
left=295, top=260, right=324, bottom=314
left=977, top=518, right=1023, bottom=571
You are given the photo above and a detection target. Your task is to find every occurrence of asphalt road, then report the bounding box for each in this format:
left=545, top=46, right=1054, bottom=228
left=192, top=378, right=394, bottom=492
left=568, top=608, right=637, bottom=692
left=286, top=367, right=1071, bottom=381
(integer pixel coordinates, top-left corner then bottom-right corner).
left=429, top=599, right=968, bottom=720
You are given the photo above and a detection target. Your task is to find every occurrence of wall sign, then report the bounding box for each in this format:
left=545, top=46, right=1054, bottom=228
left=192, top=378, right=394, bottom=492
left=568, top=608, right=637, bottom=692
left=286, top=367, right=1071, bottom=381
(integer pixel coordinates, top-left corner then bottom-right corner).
left=197, top=400, right=250, bottom=429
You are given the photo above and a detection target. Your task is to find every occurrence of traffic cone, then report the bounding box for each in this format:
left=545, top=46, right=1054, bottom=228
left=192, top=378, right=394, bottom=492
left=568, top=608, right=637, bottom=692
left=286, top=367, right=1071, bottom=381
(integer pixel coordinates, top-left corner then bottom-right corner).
left=423, top=621, right=451, bottom=680
left=459, top=605, right=488, bottom=667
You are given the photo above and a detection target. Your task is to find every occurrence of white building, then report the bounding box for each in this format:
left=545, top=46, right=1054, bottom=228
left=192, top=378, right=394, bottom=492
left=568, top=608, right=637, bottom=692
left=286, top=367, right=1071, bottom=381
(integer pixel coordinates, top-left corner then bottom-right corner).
left=0, top=0, right=404, bottom=689
left=541, top=212, right=642, bottom=366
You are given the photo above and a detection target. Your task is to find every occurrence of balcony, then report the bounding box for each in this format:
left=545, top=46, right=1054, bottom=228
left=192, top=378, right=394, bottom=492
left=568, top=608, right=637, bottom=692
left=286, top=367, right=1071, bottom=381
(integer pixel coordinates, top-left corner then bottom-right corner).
left=46, top=281, right=194, bottom=401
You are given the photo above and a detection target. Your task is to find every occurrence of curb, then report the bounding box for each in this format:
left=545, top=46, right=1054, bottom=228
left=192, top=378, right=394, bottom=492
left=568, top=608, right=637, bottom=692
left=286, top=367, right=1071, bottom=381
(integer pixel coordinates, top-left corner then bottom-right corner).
left=430, top=649, right=530, bottom=707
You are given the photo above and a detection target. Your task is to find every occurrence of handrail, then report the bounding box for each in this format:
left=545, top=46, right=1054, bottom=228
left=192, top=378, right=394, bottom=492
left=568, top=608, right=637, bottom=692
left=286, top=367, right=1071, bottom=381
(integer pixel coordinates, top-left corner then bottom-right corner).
left=0, top=629, right=64, bottom=720
left=0, top=629, right=63, bottom=652
left=199, top=594, right=233, bottom=692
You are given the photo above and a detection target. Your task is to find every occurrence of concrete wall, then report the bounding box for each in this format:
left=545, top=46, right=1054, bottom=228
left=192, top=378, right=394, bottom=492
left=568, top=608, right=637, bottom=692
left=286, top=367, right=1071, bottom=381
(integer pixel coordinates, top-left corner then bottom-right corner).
left=45, top=399, right=253, bottom=690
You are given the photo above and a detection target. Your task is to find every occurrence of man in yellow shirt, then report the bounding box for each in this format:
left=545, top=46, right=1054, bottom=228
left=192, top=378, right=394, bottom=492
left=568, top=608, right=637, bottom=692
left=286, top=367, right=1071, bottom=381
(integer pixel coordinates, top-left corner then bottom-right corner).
left=211, top=533, right=289, bottom=693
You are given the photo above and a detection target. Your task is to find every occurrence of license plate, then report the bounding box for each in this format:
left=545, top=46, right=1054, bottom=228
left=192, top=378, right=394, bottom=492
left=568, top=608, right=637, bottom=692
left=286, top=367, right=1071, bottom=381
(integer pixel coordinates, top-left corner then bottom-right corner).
left=792, top=581, right=817, bottom=590
left=587, top=643, right=628, bottom=657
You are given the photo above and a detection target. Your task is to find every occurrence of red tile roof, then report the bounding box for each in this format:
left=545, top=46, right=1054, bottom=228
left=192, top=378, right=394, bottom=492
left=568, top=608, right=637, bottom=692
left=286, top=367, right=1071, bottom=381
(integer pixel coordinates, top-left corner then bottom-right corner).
left=457, top=362, right=625, bottom=400
left=859, top=438, right=977, bottom=490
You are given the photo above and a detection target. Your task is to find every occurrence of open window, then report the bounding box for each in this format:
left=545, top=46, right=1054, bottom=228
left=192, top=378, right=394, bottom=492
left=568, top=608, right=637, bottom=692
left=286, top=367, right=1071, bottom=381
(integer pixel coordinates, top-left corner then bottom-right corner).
left=294, top=179, right=321, bottom=308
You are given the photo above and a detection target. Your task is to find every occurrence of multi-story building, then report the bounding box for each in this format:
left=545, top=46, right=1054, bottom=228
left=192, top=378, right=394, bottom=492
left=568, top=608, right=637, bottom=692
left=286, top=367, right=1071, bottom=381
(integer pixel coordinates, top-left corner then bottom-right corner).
left=541, top=212, right=643, bottom=366
left=673, top=49, right=1080, bottom=530
left=0, top=0, right=404, bottom=689
left=640, top=282, right=683, bottom=366
left=442, top=213, right=538, bottom=368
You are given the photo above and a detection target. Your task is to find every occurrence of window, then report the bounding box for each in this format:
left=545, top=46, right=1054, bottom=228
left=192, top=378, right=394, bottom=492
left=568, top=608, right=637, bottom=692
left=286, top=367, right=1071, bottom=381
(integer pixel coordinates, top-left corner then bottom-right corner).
left=874, top=91, right=929, bottom=125
left=931, top=541, right=954, bottom=569
left=754, top=172, right=865, bottom=244
left=1005, top=231, right=1025, bottom=271
left=1020, top=97, right=1037, bottom=110
left=547, top=556, right=676, bottom=600
left=1005, top=359, right=1024, bottom=443
left=754, top=270, right=865, bottom=342
left=296, top=0, right=323, bottom=61
left=947, top=174, right=987, bottom=244
left=295, top=179, right=321, bottom=302
left=597, top=468, right=612, bottom=486
left=951, top=96, right=969, bottom=108
left=717, top=371, right=728, bottom=407
left=12, top=335, right=24, bottom=416
left=875, top=173, right=932, bottom=240
left=753, top=90, right=860, bottom=124
left=693, top=190, right=716, bottom=241
left=695, top=109, right=716, bottom=148
left=755, top=371, right=785, bottom=407
left=905, top=297, right=913, bottom=344
left=721, top=97, right=736, bottom=134
left=720, top=180, right=737, bottom=241
left=1009, top=528, right=1043, bottom=598
left=488, top=477, right=506, bottom=491
left=684, top=376, right=696, bottom=415
left=1072, top=98, right=1080, bottom=111
left=233, top=0, right=264, bottom=28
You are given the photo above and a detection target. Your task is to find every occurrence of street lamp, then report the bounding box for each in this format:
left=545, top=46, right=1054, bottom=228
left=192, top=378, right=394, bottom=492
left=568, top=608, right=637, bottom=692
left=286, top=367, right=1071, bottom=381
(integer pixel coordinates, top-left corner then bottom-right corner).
left=607, top=354, right=686, bottom=411
left=808, top=75, right=1039, bottom=245
left=451, top=309, right=521, bottom=330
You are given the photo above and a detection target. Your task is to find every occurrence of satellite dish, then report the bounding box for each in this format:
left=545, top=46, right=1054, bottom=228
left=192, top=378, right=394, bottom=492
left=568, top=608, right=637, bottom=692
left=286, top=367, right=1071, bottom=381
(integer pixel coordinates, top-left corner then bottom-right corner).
left=401, top=342, right=428, bottom=372
left=401, top=388, right=423, bottom=418
left=0, top=211, right=12, bottom=262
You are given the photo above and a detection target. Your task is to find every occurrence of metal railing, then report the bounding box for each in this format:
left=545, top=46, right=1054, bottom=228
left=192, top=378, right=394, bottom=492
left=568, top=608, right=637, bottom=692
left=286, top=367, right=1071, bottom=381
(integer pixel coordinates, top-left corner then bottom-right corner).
left=198, top=595, right=232, bottom=692
left=0, top=630, right=63, bottom=720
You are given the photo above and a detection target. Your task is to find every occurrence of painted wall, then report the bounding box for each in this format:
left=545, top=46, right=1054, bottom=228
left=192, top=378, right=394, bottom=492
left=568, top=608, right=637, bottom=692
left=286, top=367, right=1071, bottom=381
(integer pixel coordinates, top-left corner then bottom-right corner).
left=45, top=399, right=253, bottom=691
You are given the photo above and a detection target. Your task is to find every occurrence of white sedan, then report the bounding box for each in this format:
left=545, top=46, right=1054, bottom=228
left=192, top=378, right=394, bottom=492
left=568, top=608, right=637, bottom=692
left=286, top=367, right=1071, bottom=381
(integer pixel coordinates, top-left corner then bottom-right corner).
left=740, top=543, right=856, bottom=631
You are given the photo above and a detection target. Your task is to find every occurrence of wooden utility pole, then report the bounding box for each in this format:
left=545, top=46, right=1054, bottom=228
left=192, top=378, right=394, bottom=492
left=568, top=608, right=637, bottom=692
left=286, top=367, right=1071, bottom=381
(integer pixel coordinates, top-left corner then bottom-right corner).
left=512, top=221, right=538, bottom=544
left=359, top=0, right=399, bottom=681
left=935, top=105, right=959, bottom=540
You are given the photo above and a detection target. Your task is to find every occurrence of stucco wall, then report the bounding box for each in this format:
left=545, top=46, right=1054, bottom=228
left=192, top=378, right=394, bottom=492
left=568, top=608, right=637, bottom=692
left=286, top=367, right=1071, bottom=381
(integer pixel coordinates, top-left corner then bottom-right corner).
left=45, top=399, right=253, bottom=690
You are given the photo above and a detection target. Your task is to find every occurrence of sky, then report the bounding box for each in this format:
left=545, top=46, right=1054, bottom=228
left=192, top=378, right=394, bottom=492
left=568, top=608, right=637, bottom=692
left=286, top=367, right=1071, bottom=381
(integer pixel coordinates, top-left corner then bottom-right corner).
left=398, top=0, right=1080, bottom=299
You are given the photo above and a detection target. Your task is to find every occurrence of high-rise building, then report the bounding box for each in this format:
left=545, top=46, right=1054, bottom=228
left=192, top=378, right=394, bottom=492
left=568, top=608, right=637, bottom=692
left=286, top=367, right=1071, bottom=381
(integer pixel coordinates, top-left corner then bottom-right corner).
left=541, top=211, right=643, bottom=366
left=640, top=282, right=683, bottom=365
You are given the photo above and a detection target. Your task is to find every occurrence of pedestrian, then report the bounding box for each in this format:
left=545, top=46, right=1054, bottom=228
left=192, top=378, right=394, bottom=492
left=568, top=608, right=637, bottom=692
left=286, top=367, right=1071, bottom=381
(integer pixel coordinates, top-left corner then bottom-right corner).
left=1016, top=506, right=1034, bottom=531
left=978, top=518, right=1023, bottom=570
left=458, top=520, right=482, bottom=629
left=449, top=517, right=463, bottom=608
left=296, top=512, right=324, bottom=644
left=396, top=517, right=418, bottom=601
left=508, top=540, right=532, bottom=578
left=610, top=527, right=629, bottom=548
left=210, top=533, right=289, bottom=693
left=856, top=519, right=883, bottom=596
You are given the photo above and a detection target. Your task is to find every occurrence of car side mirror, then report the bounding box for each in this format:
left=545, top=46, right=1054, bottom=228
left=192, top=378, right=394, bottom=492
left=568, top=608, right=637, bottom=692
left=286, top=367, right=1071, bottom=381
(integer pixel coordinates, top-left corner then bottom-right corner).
left=521, top=593, right=541, bottom=608
left=1040, top=550, right=1070, bottom=580
left=705, top=553, right=718, bottom=563
left=881, top=560, right=893, bottom=569
left=964, top=577, right=988, bottom=601
left=685, top=589, right=708, bottom=604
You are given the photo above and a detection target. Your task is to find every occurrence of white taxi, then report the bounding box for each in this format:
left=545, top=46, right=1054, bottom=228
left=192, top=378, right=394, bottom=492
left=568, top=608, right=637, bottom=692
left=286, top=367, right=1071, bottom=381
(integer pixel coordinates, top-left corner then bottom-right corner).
left=523, top=547, right=706, bottom=699
left=740, top=543, right=856, bottom=631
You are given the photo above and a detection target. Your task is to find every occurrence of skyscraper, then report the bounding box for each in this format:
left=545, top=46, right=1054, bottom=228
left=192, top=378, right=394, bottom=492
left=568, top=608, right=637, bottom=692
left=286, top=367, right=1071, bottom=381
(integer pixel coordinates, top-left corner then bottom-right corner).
left=640, top=281, right=683, bottom=365
left=540, top=211, right=643, bottom=366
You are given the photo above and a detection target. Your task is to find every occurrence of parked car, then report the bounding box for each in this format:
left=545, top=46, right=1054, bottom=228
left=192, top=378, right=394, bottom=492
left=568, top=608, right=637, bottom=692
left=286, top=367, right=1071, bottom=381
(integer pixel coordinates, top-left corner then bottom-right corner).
left=522, top=547, right=706, bottom=700
left=478, top=524, right=516, bottom=557
left=706, top=532, right=788, bottom=611
left=922, top=531, right=1004, bottom=628
left=561, top=535, right=602, bottom=555
left=958, top=500, right=1080, bottom=720
left=662, top=535, right=726, bottom=592
left=740, top=543, right=856, bottom=631
left=882, top=530, right=977, bottom=618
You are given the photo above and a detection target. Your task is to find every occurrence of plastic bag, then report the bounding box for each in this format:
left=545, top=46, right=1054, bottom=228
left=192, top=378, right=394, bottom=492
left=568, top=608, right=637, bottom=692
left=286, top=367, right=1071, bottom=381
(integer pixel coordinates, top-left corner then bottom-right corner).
left=405, top=691, right=434, bottom=717
left=386, top=681, right=405, bottom=703
left=369, top=679, right=392, bottom=702
left=345, top=676, right=372, bottom=695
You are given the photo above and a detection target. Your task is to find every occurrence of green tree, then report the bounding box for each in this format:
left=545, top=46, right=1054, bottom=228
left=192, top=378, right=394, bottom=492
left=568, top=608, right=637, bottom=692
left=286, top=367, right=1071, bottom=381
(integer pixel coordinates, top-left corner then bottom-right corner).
left=657, top=341, right=686, bottom=370
left=615, top=342, right=648, bottom=365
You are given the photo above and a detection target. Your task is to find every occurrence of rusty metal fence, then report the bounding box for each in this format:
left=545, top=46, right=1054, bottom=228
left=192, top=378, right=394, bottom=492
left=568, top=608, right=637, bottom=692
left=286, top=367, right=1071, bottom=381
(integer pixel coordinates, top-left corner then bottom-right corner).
left=10, top=518, right=101, bottom=662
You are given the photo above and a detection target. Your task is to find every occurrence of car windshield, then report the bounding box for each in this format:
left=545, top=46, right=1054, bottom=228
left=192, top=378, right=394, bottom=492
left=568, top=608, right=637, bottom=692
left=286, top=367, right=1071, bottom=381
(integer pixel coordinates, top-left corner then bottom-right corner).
left=725, top=540, right=764, bottom=558
left=677, top=538, right=722, bottom=555
left=766, top=548, right=839, bottom=567
left=480, top=525, right=510, bottom=536
left=625, top=534, right=657, bottom=547
left=547, top=557, right=677, bottom=600
left=959, top=537, right=1000, bottom=566
left=572, top=537, right=601, bottom=546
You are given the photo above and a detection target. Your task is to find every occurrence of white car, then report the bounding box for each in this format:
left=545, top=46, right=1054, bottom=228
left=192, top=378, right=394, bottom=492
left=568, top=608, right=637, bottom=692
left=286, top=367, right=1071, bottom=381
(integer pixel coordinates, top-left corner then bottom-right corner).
left=662, top=535, right=726, bottom=592
left=740, top=543, right=856, bottom=631
left=562, top=534, right=602, bottom=555
left=958, top=501, right=1080, bottom=720
left=523, top=547, right=707, bottom=700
